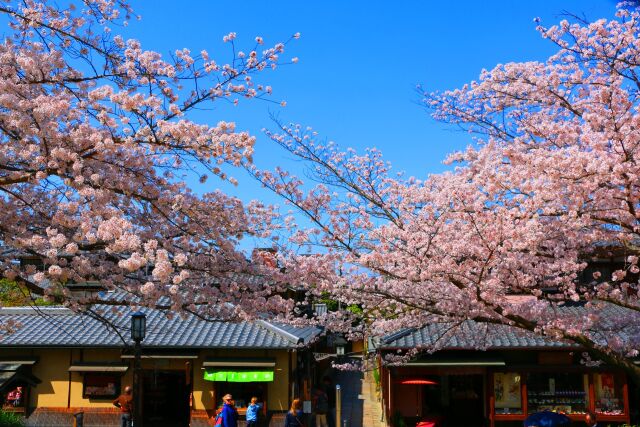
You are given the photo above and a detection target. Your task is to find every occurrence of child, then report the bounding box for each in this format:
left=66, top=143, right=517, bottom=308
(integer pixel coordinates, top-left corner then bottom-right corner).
left=245, top=396, right=262, bottom=427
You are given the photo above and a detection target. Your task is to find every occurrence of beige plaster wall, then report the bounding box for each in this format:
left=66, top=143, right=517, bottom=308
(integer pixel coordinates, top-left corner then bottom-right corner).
left=30, top=349, right=72, bottom=408
left=4, top=347, right=293, bottom=413
left=70, top=349, right=128, bottom=408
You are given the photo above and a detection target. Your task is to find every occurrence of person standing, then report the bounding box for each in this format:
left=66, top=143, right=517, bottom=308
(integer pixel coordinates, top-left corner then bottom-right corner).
left=585, top=411, right=598, bottom=427
left=218, top=394, right=238, bottom=427
left=322, top=376, right=336, bottom=427
left=312, top=387, right=329, bottom=427
left=245, top=396, right=262, bottom=427
left=112, top=386, right=133, bottom=427
left=284, top=398, right=305, bottom=427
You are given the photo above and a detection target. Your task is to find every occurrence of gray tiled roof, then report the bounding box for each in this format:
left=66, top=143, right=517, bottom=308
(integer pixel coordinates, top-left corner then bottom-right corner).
left=378, top=322, right=579, bottom=350
left=265, top=322, right=321, bottom=344
left=378, top=303, right=639, bottom=350
left=0, top=306, right=320, bottom=349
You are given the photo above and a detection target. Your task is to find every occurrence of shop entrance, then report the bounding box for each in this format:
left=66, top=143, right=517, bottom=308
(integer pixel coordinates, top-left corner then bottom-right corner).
left=420, top=374, right=485, bottom=427
left=142, top=370, right=190, bottom=427
left=445, top=374, right=484, bottom=426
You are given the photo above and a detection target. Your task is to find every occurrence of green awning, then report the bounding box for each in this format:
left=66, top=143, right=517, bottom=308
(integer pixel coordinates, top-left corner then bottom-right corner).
left=203, top=370, right=274, bottom=382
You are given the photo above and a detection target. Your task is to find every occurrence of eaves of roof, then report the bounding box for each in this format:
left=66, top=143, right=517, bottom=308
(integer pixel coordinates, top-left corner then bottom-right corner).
left=0, top=306, right=319, bottom=350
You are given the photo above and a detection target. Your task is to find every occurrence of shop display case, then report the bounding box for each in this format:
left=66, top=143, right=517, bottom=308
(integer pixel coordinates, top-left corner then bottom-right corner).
left=593, top=373, right=625, bottom=416
left=1, top=383, right=30, bottom=414
left=526, top=372, right=588, bottom=414
left=490, top=369, right=629, bottom=427
left=493, top=372, right=522, bottom=415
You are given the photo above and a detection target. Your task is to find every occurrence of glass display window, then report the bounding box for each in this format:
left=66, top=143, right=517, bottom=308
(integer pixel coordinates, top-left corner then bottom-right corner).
left=2, top=384, right=26, bottom=411
left=594, top=373, right=624, bottom=416
left=83, top=374, right=120, bottom=399
left=526, top=372, right=588, bottom=415
left=493, top=372, right=522, bottom=415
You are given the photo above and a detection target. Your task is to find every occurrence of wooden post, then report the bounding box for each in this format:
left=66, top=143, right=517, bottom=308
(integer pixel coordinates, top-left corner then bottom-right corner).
left=388, top=369, right=393, bottom=421
left=186, top=361, right=192, bottom=425
left=489, top=395, right=495, bottom=427
left=522, top=377, right=528, bottom=416
left=623, top=376, right=630, bottom=425
left=588, top=373, right=595, bottom=414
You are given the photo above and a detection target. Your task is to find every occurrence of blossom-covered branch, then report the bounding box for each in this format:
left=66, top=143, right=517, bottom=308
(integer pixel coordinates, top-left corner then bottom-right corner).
left=254, top=5, right=640, bottom=379
left=0, top=0, right=299, bottom=320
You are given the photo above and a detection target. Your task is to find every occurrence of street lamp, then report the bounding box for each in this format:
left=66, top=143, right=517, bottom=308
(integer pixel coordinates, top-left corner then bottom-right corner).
left=334, top=335, right=347, bottom=357
left=131, top=311, right=146, bottom=427
left=131, top=311, right=146, bottom=342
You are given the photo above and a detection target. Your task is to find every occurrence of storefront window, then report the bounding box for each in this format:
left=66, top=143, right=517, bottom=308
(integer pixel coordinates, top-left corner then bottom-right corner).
left=594, top=373, right=624, bottom=415
left=1, top=385, right=26, bottom=411
left=83, top=374, right=120, bottom=399
left=214, top=382, right=267, bottom=410
left=494, top=372, right=522, bottom=414
left=527, top=372, right=588, bottom=414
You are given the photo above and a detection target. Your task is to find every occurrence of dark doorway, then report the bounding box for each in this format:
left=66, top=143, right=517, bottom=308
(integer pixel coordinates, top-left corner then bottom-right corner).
left=142, top=370, right=190, bottom=427
left=446, top=374, right=484, bottom=426
left=420, top=374, right=485, bottom=427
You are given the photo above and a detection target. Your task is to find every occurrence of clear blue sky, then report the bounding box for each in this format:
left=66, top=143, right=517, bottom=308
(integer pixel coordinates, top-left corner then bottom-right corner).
left=126, top=1, right=617, bottom=206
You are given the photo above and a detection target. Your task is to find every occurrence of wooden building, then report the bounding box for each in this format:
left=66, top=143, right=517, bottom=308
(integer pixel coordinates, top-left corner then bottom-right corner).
left=373, top=309, right=636, bottom=427
left=0, top=305, right=319, bottom=427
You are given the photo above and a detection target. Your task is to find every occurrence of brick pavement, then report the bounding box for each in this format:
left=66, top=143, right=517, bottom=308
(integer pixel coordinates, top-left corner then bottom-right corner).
left=334, top=369, right=386, bottom=427
left=361, top=371, right=386, bottom=427
left=24, top=409, right=119, bottom=427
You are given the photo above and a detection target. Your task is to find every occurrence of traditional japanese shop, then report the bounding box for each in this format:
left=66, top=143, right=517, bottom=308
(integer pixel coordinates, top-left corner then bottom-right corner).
left=0, top=306, right=319, bottom=427
left=375, top=325, right=635, bottom=427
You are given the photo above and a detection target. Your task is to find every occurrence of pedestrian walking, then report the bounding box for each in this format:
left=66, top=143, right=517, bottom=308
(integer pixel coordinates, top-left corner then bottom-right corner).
left=312, top=387, right=329, bottom=427
left=215, top=394, right=238, bottom=427
left=245, top=396, right=262, bottom=427
left=284, top=398, right=305, bottom=427
left=112, top=386, right=133, bottom=427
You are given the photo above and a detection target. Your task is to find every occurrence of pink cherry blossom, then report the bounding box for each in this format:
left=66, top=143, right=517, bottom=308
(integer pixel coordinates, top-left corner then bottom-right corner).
left=0, top=0, right=298, bottom=323
left=253, top=4, right=640, bottom=379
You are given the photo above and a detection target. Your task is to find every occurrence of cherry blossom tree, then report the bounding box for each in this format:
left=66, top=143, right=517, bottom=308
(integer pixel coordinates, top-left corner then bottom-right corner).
left=254, top=4, right=640, bottom=379
left=0, top=0, right=299, bottom=320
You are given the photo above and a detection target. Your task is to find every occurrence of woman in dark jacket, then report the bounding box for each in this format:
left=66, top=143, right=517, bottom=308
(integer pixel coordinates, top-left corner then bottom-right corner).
left=219, top=394, right=238, bottom=427
left=284, top=398, right=305, bottom=427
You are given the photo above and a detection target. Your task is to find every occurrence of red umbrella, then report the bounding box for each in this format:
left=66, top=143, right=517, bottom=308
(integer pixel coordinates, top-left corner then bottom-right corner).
left=399, top=379, right=438, bottom=385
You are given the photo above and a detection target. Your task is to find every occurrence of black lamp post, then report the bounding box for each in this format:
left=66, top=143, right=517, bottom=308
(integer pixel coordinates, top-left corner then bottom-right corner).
left=131, top=311, right=146, bottom=427
left=334, top=335, right=347, bottom=357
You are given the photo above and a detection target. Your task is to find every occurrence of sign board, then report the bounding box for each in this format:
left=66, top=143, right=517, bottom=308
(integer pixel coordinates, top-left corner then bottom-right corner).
left=303, top=400, right=312, bottom=414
